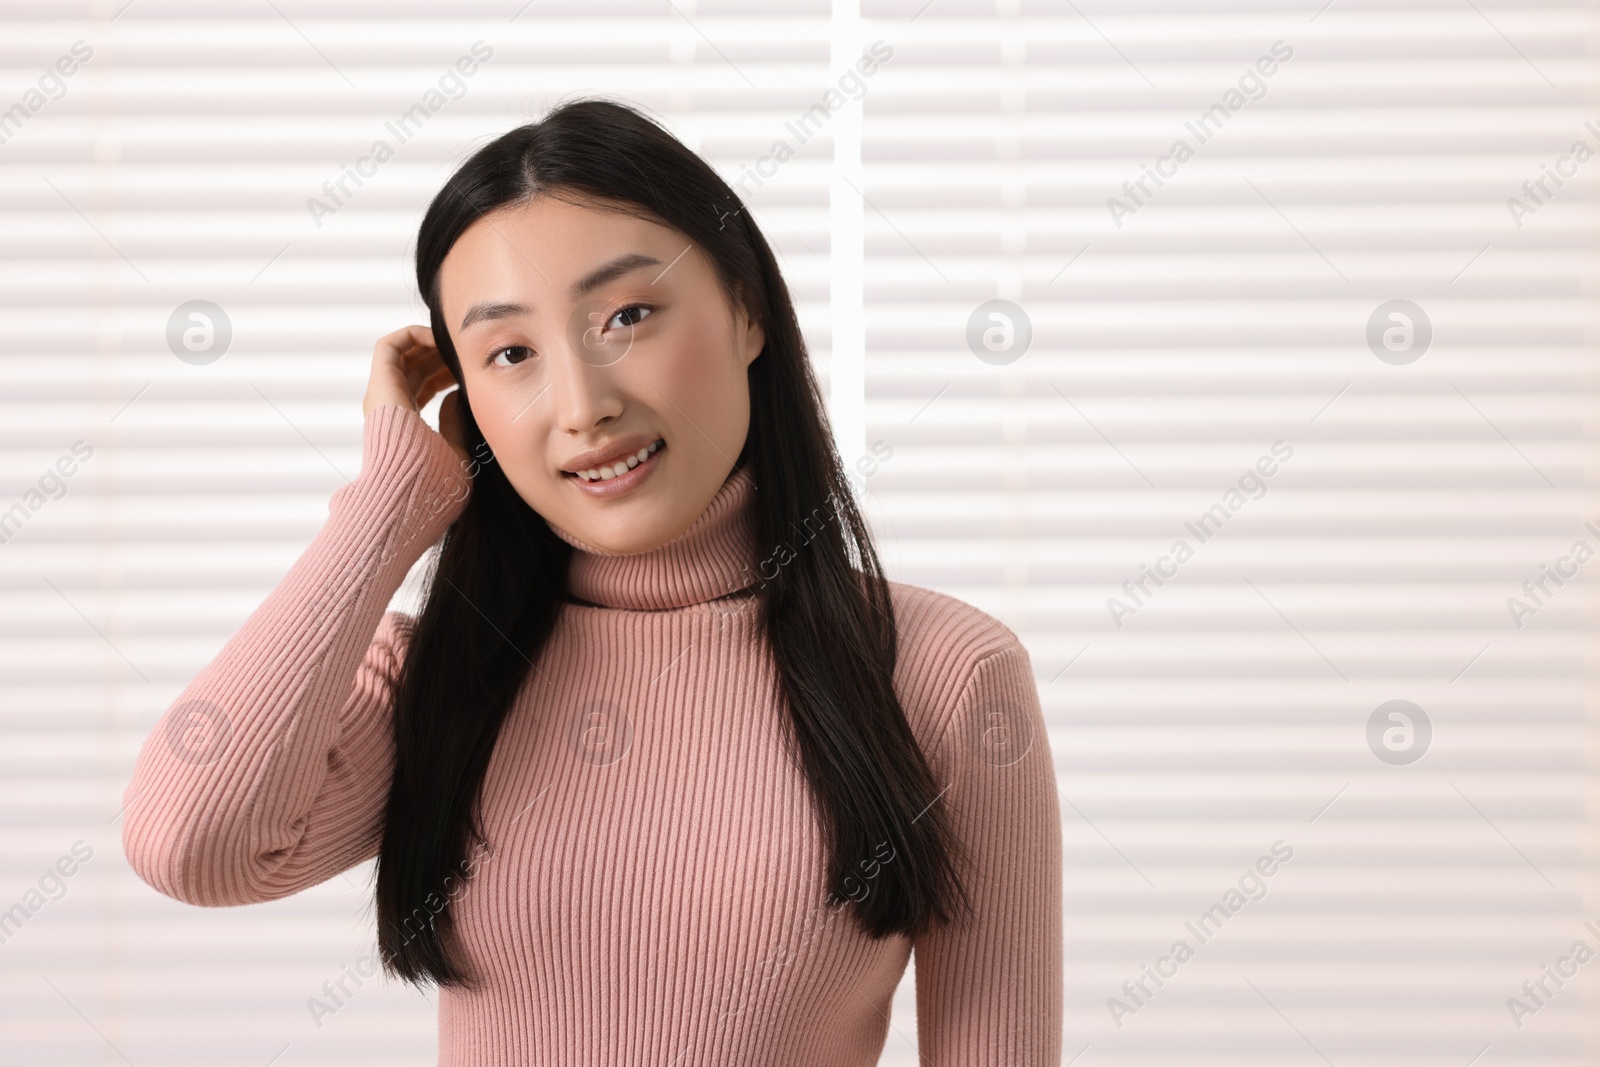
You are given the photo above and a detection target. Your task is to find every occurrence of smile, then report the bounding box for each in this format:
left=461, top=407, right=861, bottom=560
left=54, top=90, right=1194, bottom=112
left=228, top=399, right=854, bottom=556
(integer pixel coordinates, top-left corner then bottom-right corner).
left=568, top=438, right=663, bottom=482
left=563, top=439, right=665, bottom=498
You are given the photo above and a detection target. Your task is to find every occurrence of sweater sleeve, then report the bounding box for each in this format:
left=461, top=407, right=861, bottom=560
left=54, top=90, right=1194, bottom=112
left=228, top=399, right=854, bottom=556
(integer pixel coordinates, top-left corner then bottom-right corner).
left=120, top=403, right=472, bottom=907
left=913, top=639, right=1064, bottom=1066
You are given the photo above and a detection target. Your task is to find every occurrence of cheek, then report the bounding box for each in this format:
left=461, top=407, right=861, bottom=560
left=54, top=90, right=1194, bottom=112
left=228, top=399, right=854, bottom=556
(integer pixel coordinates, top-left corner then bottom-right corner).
left=651, top=347, right=747, bottom=449
left=463, top=385, right=544, bottom=477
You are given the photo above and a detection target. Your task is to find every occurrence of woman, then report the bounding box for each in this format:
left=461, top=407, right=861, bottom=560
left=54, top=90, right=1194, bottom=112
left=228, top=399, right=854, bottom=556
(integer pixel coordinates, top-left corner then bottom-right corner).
left=122, top=98, right=1061, bottom=1066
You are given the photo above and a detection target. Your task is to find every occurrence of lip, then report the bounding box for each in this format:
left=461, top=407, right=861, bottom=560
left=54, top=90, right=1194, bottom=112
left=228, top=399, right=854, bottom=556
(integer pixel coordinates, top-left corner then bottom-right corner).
left=561, top=434, right=662, bottom=475
left=562, top=438, right=665, bottom=499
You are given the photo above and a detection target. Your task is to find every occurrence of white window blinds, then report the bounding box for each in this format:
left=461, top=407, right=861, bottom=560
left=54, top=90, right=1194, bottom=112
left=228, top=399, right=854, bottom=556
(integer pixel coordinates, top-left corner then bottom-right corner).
left=0, top=2, right=1594, bottom=1064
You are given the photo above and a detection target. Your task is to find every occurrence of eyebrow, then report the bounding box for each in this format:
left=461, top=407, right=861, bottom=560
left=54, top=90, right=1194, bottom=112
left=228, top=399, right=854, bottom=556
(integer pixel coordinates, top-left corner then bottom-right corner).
left=457, top=252, right=665, bottom=332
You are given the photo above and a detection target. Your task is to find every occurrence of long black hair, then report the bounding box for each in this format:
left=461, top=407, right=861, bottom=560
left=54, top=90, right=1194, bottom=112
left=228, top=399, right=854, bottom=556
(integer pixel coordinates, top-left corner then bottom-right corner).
left=374, top=97, right=974, bottom=988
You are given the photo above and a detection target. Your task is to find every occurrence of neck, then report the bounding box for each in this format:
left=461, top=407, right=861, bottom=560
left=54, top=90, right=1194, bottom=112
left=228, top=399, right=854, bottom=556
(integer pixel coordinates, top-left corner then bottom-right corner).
left=542, top=467, right=763, bottom=611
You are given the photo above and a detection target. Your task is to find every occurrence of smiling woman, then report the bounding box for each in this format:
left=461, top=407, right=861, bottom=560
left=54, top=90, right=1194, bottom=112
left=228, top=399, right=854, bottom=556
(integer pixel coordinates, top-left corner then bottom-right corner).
left=435, top=196, right=762, bottom=548
left=120, top=98, right=1062, bottom=1066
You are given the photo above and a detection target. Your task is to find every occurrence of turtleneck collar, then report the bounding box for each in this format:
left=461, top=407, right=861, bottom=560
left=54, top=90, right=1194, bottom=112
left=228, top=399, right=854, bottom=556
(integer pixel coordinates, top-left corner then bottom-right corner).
left=542, top=466, right=764, bottom=611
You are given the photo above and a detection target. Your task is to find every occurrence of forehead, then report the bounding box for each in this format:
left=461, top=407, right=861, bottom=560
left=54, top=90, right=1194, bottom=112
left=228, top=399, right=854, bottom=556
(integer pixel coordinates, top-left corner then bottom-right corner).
left=439, top=195, right=680, bottom=305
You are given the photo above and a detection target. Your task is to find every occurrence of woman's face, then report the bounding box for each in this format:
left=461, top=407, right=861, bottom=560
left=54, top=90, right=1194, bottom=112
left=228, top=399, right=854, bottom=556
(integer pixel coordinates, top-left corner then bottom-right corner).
left=437, top=193, right=764, bottom=555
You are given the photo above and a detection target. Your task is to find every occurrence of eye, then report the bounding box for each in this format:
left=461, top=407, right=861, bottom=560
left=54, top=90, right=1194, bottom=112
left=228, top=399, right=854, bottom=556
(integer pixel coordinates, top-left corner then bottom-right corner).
left=488, top=345, right=532, bottom=368
left=607, top=304, right=652, bottom=330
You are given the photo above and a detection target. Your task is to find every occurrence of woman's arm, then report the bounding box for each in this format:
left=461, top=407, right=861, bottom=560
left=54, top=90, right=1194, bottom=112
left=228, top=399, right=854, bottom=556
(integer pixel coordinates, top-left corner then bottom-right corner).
left=122, top=327, right=472, bottom=906
left=120, top=403, right=469, bottom=905
left=913, top=639, right=1064, bottom=1065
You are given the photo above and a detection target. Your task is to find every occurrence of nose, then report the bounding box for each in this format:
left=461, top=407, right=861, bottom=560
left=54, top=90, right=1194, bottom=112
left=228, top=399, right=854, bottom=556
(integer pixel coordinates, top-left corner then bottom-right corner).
left=548, top=332, right=624, bottom=434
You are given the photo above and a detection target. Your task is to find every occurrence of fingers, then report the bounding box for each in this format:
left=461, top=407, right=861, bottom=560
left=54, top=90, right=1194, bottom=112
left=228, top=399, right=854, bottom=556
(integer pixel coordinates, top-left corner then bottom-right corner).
left=374, top=324, right=435, bottom=361
left=378, top=324, right=459, bottom=406
left=373, top=326, right=438, bottom=377
left=404, top=352, right=447, bottom=391
left=366, top=326, right=474, bottom=439
left=412, top=363, right=460, bottom=411
left=367, top=324, right=453, bottom=417
left=413, top=362, right=454, bottom=393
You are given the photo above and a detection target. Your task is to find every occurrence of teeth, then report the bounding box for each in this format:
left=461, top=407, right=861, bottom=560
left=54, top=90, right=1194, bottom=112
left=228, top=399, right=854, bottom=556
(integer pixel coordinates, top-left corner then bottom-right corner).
left=578, top=439, right=662, bottom=481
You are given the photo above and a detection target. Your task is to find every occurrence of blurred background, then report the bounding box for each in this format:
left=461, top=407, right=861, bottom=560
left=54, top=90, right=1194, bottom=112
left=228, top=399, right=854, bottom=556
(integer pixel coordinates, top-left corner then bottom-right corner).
left=1, top=0, right=1597, bottom=1064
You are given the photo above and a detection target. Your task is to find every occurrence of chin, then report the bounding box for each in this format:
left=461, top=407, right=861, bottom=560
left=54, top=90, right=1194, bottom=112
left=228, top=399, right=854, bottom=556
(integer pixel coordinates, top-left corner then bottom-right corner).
left=561, top=497, right=681, bottom=556
left=582, top=528, right=654, bottom=555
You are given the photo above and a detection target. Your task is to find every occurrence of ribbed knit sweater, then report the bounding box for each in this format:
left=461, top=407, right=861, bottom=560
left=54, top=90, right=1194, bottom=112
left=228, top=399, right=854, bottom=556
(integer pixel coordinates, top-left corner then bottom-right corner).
left=121, top=403, right=1063, bottom=1066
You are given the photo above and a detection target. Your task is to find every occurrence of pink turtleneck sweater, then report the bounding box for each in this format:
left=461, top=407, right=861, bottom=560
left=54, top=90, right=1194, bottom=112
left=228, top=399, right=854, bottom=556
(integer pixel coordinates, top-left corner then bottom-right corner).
left=121, top=404, right=1062, bottom=1066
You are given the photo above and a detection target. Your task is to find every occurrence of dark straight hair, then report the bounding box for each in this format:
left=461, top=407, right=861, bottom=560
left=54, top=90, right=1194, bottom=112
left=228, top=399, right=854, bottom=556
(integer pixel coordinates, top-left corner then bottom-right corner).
left=374, top=97, right=974, bottom=988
